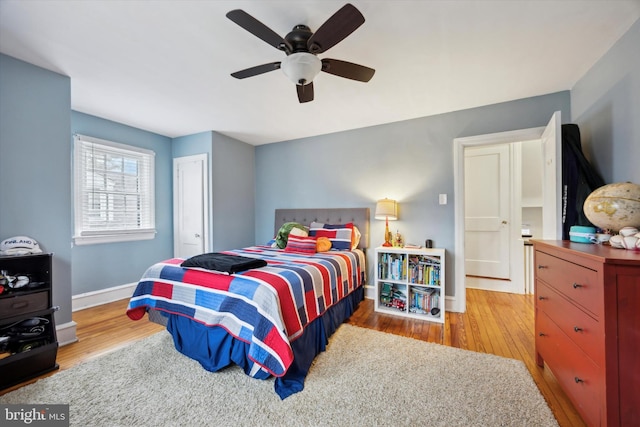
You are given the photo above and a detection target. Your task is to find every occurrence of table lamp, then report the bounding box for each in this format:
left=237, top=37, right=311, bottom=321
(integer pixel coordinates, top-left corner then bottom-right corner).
left=375, top=198, right=398, bottom=247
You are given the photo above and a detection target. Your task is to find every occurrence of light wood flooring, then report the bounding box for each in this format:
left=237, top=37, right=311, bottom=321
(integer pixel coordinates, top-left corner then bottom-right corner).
left=1, top=288, right=585, bottom=426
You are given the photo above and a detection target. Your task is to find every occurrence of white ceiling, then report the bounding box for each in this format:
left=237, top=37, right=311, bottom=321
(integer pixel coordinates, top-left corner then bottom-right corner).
left=1, top=1, right=639, bottom=145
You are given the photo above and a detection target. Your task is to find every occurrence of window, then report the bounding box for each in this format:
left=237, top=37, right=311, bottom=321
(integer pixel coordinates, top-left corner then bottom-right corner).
left=73, top=134, right=155, bottom=245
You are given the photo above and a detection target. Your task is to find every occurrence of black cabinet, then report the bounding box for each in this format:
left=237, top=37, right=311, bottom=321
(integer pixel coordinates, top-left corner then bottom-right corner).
left=0, top=253, right=58, bottom=389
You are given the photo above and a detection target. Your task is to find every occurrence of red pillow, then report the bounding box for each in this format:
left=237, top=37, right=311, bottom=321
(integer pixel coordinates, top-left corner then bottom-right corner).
left=284, top=235, right=317, bottom=254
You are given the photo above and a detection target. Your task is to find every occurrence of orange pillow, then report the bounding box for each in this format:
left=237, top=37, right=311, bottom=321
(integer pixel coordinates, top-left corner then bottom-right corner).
left=351, top=225, right=361, bottom=250
left=316, top=237, right=332, bottom=252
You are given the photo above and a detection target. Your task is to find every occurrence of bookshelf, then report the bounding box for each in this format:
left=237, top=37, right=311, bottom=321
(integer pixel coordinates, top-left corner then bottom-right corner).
left=374, top=246, right=445, bottom=323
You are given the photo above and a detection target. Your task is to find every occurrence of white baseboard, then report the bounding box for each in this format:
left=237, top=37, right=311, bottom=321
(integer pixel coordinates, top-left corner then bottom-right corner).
left=72, top=282, right=137, bottom=312
left=364, top=284, right=375, bottom=300
left=56, top=320, right=78, bottom=347
left=56, top=283, right=135, bottom=347
left=446, top=295, right=463, bottom=313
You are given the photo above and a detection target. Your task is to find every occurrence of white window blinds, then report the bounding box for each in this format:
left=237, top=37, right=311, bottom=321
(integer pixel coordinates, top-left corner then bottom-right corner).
left=73, top=134, right=156, bottom=245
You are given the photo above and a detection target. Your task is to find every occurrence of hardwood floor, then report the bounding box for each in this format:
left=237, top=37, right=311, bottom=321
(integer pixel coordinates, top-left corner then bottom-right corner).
left=1, top=288, right=585, bottom=426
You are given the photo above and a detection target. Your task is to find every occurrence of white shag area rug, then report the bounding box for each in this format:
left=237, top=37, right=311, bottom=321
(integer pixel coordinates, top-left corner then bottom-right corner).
left=0, top=324, right=558, bottom=426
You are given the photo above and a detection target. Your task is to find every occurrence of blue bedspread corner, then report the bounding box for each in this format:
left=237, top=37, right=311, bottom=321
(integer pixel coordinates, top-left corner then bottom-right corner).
left=274, top=285, right=364, bottom=399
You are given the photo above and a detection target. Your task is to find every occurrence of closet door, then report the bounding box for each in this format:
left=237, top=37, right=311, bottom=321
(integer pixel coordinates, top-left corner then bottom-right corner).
left=173, top=154, right=209, bottom=258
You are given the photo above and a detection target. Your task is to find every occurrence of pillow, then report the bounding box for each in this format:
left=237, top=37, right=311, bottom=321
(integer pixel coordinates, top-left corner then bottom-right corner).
left=316, top=236, right=332, bottom=252
left=351, top=225, right=362, bottom=250
left=309, top=221, right=353, bottom=251
left=284, top=235, right=317, bottom=254
left=275, top=222, right=308, bottom=249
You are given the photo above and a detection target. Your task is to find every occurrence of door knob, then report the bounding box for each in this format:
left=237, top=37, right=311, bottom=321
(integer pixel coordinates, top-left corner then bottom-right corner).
left=194, top=233, right=200, bottom=238
left=502, top=220, right=508, bottom=224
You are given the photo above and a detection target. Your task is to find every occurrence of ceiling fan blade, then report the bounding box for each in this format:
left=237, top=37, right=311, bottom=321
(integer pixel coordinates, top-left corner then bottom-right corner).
left=321, top=59, right=375, bottom=82
left=307, top=3, right=365, bottom=54
left=297, top=82, right=314, bottom=103
left=231, top=62, right=281, bottom=79
left=226, top=9, right=292, bottom=52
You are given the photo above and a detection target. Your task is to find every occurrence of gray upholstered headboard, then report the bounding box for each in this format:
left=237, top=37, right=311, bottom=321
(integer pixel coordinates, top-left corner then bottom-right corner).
left=274, top=208, right=370, bottom=249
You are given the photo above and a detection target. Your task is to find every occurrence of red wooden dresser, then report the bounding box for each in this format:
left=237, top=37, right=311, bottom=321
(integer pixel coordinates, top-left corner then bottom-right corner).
left=533, top=240, right=639, bottom=427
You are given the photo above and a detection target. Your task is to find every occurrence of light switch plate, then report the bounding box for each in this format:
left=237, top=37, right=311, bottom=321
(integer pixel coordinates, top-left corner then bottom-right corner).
left=439, top=194, right=447, bottom=205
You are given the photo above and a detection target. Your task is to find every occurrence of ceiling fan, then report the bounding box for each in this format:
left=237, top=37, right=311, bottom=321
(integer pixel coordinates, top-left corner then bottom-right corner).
left=226, top=3, right=375, bottom=103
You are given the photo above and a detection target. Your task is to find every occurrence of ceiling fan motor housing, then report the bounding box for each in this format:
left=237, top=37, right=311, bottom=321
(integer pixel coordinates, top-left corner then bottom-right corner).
left=284, top=25, right=315, bottom=53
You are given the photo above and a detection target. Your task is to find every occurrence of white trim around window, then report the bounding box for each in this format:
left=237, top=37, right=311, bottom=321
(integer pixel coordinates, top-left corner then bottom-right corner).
left=73, top=134, right=156, bottom=245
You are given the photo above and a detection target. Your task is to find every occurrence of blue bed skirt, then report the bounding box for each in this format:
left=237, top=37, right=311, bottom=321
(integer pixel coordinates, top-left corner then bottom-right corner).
left=165, top=285, right=364, bottom=399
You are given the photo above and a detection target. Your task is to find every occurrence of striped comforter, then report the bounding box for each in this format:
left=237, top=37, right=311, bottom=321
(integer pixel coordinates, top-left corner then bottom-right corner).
left=126, top=246, right=365, bottom=378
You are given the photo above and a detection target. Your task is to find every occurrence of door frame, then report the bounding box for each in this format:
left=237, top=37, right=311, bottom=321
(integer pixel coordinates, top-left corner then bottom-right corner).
left=452, top=124, right=557, bottom=313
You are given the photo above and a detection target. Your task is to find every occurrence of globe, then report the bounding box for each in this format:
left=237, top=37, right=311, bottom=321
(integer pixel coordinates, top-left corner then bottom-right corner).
left=583, top=182, right=640, bottom=232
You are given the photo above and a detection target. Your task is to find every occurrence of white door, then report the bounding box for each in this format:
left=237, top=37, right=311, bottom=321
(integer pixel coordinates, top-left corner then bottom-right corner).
left=464, top=144, right=511, bottom=279
left=541, top=111, right=562, bottom=239
left=173, top=154, right=209, bottom=258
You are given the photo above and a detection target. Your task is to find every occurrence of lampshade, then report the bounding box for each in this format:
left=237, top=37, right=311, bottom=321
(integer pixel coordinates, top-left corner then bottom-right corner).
left=375, top=198, right=398, bottom=220
left=280, top=52, right=322, bottom=85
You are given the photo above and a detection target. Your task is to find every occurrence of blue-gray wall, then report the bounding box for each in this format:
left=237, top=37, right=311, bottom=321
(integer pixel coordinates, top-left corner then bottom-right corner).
left=0, top=54, right=73, bottom=326
left=255, top=92, right=571, bottom=295
left=211, top=131, right=255, bottom=250
left=173, top=131, right=255, bottom=251
left=70, top=112, right=173, bottom=294
left=571, top=19, right=640, bottom=184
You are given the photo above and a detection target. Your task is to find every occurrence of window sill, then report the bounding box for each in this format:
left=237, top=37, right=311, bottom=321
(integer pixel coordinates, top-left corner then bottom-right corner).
left=73, top=231, right=156, bottom=246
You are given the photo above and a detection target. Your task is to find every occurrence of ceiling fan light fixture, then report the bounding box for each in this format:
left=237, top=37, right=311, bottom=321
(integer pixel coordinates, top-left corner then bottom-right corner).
left=280, top=52, right=322, bottom=85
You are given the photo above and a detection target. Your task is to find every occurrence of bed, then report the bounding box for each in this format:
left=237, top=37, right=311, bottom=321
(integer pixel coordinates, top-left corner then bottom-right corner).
left=127, top=208, right=369, bottom=399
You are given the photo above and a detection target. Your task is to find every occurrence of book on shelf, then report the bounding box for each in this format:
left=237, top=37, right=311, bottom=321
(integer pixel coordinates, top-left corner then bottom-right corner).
left=409, top=287, right=440, bottom=313
left=408, top=263, right=441, bottom=286
left=378, top=252, right=407, bottom=281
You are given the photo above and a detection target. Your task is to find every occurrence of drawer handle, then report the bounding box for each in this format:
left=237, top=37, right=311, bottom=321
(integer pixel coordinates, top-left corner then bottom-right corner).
left=11, top=301, right=29, bottom=309
left=573, top=326, right=583, bottom=333
left=574, top=377, right=584, bottom=384
left=538, top=296, right=547, bottom=300
left=538, top=332, right=546, bottom=337
left=572, top=283, right=583, bottom=289
left=537, top=265, right=548, bottom=269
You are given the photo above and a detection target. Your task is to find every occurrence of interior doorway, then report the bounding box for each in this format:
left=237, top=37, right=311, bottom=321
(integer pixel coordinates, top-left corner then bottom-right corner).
left=451, top=112, right=561, bottom=313
left=173, top=154, right=209, bottom=258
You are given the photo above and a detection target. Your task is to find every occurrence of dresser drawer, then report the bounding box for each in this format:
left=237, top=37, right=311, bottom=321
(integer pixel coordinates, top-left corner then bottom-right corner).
left=535, top=251, right=602, bottom=317
left=0, top=342, right=59, bottom=389
left=536, top=311, right=602, bottom=427
left=536, top=281, right=603, bottom=367
left=0, top=291, right=49, bottom=318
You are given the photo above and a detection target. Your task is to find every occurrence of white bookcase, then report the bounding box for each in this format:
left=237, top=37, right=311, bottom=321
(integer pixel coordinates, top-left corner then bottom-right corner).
left=374, top=246, right=445, bottom=324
